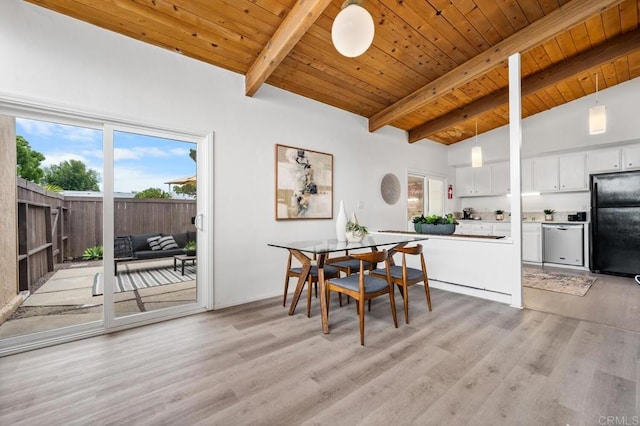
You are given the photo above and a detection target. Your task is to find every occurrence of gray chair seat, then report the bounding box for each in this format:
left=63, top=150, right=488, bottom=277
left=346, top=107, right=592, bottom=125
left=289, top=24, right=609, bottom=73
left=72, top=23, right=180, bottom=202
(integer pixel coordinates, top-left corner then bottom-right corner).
left=371, top=265, right=423, bottom=281
left=330, top=259, right=372, bottom=271
left=290, top=265, right=339, bottom=278
left=328, top=274, right=389, bottom=294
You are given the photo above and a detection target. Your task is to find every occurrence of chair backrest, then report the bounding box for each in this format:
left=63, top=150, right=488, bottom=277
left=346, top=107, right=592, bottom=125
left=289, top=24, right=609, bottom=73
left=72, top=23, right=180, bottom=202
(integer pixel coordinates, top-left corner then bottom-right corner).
left=350, top=250, right=388, bottom=274
left=394, top=244, right=422, bottom=255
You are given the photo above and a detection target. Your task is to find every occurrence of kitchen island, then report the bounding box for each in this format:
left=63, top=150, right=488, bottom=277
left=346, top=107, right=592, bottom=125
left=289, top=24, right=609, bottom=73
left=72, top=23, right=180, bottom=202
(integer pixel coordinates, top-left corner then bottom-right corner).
left=376, top=230, right=520, bottom=306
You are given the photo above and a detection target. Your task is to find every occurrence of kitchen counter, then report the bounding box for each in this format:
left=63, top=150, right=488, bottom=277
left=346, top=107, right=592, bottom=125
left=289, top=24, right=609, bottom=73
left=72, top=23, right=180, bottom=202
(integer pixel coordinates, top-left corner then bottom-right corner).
left=374, top=231, right=519, bottom=305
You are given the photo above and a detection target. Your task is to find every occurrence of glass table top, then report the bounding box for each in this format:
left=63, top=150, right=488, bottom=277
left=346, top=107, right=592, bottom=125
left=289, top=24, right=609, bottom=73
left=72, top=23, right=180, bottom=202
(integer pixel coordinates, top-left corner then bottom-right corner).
left=267, top=234, right=428, bottom=254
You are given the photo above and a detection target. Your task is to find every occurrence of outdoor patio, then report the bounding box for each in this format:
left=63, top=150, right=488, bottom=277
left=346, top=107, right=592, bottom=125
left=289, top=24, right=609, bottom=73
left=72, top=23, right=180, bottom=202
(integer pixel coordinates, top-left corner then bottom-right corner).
left=0, top=259, right=196, bottom=338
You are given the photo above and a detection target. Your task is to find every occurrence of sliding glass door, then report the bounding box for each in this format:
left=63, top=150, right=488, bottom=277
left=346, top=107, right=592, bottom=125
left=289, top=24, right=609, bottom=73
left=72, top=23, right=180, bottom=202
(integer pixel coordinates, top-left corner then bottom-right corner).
left=0, top=106, right=212, bottom=354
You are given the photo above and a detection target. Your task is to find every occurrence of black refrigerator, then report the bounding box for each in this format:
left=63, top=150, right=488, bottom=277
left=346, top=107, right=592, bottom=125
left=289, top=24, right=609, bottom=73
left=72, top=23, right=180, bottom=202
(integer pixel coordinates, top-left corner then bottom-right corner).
left=590, top=170, right=640, bottom=276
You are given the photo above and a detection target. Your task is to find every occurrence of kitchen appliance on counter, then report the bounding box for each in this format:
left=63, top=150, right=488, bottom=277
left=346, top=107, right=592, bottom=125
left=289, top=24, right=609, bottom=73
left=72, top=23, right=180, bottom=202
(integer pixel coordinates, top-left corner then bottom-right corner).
left=567, top=211, right=587, bottom=221
left=543, top=224, right=584, bottom=266
left=462, top=208, right=473, bottom=220
left=590, top=170, right=640, bottom=276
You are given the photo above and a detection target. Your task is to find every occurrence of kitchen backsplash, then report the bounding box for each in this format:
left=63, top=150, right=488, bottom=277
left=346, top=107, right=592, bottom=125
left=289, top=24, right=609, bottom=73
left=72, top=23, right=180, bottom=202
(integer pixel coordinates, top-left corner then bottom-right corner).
left=452, top=210, right=589, bottom=222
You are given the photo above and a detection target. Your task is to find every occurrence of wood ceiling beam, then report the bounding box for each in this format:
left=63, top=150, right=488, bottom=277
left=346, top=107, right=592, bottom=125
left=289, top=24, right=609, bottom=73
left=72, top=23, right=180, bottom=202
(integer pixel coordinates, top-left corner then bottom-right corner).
left=368, top=0, right=626, bottom=133
left=245, top=0, right=333, bottom=97
left=408, top=28, right=640, bottom=143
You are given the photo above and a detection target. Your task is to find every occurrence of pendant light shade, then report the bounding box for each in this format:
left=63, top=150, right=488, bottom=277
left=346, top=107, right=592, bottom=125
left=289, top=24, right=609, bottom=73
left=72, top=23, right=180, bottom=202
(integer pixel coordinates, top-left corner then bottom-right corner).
left=589, top=73, right=606, bottom=135
left=471, top=120, right=483, bottom=168
left=331, top=1, right=374, bottom=58
left=471, top=146, right=483, bottom=168
left=589, top=105, right=607, bottom=135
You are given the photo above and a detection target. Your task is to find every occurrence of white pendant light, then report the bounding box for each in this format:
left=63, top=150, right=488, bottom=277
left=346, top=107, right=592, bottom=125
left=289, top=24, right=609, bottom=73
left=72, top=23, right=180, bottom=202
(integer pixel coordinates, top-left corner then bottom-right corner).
left=331, top=0, right=374, bottom=58
left=471, top=120, right=483, bottom=168
left=589, top=73, right=607, bottom=135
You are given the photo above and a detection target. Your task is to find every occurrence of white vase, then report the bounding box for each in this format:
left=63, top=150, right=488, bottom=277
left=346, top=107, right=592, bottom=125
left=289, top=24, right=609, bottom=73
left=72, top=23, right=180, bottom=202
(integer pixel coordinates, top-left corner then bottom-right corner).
left=336, top=200, right=348, bottom=242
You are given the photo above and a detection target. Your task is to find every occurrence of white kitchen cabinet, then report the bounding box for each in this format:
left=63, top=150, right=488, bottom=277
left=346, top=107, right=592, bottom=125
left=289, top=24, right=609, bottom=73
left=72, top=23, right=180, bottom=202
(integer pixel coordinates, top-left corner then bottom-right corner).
left=455, top=166, right=491, bottom=196
left=623, top=145, right=640, bottom=170
left=559, top=153, right=587, bottom=191
left=491, top=162, right=510, bottom=194
left=522, top=223, right=542, bottom=263
left=493, top=223, right=511, bottom=238
left=534, top=157, right=559, bottom=192
left=587, top=149, right=621, bottom=173
left=470, top=223, right=493, bottom=236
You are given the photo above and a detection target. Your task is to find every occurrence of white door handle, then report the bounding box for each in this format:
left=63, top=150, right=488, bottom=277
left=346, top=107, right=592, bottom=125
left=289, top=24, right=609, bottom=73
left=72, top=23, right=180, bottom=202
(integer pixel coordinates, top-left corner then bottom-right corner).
left=194, top=213, right=204, bottom=231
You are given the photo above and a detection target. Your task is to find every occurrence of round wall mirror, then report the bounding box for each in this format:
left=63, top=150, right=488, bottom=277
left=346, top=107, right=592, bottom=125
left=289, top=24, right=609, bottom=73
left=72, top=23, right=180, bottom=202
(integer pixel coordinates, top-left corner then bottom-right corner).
left=380, top=173, right=401, bottom=205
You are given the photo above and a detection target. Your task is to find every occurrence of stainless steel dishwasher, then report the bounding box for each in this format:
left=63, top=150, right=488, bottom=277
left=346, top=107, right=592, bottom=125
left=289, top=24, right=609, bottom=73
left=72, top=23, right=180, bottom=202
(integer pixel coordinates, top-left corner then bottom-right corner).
left=543, top=224, right=584, bottom=266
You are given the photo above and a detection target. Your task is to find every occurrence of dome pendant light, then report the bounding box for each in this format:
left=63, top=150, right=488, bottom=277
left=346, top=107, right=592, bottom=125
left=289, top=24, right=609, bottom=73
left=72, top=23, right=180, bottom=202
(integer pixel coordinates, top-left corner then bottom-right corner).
left=589, top=72, right=607, bottom=135
left=331, top=0, right=375, bottom=58
left=471, top=120, right=483, bottom=168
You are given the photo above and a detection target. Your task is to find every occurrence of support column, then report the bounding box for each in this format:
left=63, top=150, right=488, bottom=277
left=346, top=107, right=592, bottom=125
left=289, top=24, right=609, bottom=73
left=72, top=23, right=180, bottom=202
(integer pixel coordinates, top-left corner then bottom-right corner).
left=509, top=53, right=523, bottom=309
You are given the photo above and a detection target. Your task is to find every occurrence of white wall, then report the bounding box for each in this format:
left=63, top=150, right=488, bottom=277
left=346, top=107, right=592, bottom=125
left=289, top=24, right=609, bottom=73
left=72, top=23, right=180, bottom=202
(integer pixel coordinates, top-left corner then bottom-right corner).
left=0, top=1, right=449, bottom=308
left=446, top=74, right=640, bottom=213
left=448, top=77, right=640, bottom=166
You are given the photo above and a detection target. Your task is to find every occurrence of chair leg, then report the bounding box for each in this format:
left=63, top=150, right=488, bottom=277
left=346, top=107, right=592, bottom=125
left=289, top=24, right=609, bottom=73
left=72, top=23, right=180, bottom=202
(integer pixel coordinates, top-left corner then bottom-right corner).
left=368, top=299, right=372, bottom=312
left=403, top=284, right=409, bottom=324
left=388, top=287, right=398, bottom=329
left=283, top=275, right=290, bottom=307
left=314, top=282, right=318, bottom=299
left=358, top=296, right=365, bottom=346
left=338, top=293, right=343, bottom=307
left=424, top=281, right=432, bottom=312
left=306, top=277, right=312, bottom=318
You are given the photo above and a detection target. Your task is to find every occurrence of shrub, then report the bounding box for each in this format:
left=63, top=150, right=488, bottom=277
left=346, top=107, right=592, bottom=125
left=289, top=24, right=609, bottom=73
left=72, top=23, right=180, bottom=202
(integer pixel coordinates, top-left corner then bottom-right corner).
left=82, top=246, right=103, bottom=260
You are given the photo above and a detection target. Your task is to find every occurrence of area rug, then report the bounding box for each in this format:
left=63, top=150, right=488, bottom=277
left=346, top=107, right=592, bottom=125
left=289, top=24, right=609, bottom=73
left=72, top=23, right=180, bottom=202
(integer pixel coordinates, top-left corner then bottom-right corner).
left=523, top=270, right=596, bottom=296
left=92, top=265, right=196, bottom=296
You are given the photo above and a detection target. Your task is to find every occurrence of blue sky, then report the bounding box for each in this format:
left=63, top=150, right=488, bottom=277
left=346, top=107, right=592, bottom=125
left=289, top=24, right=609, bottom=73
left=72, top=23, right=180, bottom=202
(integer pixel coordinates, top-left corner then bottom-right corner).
left=16, top=118, right=196, bottom=193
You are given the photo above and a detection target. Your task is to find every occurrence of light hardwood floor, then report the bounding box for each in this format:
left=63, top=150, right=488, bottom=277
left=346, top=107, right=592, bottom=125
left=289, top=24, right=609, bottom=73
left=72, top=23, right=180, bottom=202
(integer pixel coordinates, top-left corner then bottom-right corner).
left=0, top=286, right=638, bottom=425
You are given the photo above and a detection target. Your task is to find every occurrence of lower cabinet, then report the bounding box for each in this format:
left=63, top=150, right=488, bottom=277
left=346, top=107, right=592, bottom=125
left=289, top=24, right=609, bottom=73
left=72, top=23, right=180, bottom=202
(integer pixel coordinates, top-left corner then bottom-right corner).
left=522, top=223, right=542, bottom=263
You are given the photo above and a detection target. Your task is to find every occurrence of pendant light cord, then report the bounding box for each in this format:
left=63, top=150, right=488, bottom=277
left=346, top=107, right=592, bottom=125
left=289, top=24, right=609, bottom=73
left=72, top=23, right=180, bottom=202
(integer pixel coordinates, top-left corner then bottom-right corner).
left=595, top=73, right=599, bottom=105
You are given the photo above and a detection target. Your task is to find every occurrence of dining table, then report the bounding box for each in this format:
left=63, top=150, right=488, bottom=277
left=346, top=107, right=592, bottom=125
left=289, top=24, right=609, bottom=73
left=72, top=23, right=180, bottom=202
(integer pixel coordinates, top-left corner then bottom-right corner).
left=268, top=233, right=428, bottom=334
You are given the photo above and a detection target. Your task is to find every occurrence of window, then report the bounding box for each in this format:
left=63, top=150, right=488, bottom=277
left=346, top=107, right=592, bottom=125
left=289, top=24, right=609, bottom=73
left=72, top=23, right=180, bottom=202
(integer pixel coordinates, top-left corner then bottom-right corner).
left=407, top=173, right=445, bottom=227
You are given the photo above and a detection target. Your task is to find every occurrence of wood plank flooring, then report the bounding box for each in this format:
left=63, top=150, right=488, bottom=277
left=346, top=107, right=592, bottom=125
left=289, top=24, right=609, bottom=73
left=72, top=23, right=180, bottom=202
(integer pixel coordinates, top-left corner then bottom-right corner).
left=0, top=286, right=638, bottom=425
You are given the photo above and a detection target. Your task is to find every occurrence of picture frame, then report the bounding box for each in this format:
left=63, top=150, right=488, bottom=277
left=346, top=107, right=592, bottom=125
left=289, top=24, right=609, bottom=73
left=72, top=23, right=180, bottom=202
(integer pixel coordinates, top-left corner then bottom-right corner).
left=275, top=144, right=333, bottom=220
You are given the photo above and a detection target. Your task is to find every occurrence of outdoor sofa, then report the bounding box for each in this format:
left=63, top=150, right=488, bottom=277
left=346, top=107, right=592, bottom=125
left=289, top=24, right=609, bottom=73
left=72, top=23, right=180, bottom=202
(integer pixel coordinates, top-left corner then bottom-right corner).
left=114, top=231, right=196, bottom=273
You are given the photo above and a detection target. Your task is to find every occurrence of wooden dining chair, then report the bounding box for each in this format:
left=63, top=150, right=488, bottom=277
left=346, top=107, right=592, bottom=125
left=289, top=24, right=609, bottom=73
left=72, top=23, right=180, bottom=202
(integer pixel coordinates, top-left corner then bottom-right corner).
left=370, top=244, right=431, bottom=324
left=325, top=250, right=397, bottom=345
left=282, top=252, right=340, bottom=317
left=327, top=251, right=376, bottom=307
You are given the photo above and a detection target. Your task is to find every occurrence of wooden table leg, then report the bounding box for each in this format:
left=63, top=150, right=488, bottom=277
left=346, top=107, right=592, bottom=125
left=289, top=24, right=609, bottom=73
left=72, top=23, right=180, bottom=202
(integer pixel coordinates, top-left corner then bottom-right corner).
left=318, top=253, right=329, bottom=334
left=287, top=249, right=311, bottom=316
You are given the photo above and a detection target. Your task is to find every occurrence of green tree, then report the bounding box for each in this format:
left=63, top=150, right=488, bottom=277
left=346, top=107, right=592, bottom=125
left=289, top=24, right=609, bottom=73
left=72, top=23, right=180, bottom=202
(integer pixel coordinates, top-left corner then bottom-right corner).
left=44, top=159, right=100, bottom=191
left=16, top=135, right=45, bottom=183
left=173, top=183, right=196, bottom=197
left=134, top=187, right=171, bottom=199
left=189, top=148, right=196, bottom=162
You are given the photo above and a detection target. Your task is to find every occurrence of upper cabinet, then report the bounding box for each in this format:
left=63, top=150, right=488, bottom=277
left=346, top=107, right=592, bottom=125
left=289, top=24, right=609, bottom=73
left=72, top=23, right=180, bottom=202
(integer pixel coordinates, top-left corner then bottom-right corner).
left=533, top=157, right=559, bottom=192
left=559, top=154, right=587, bottom=191
left=456, top=166, right=491, bottom=196
left=533, top=154, right=587, bottom=193
left=623, top=145, right=640, bottom=170
left=587, top=148, right=621, bottom=173
left=491, top=162, right=510, bottom=195
left=522, top=159, right=534, bottom=192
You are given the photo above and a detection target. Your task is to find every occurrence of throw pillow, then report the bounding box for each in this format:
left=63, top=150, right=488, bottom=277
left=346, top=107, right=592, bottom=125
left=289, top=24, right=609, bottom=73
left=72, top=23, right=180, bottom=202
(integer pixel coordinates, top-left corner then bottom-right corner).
left=147, top=235, right=162, bottom=251
left=158, top=235, right=179, bottom=250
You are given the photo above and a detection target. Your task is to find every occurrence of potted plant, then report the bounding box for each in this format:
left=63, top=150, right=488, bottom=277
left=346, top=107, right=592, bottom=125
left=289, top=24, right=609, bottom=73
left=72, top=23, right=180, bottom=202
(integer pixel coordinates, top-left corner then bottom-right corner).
left=495, top=210, right=505, bottom=221
left=184, top=240, right=196, bottom=256
left=345, top=221, right=368, bottom=243
left=544, top=209, right=554, bottom=221
left=412, top=214, right=458, bottom=235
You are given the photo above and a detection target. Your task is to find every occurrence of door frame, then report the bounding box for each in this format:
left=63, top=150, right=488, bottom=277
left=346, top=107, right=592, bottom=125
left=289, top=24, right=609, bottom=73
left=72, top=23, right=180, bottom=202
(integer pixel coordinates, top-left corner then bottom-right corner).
left=0, top=94, right=214, bottom=355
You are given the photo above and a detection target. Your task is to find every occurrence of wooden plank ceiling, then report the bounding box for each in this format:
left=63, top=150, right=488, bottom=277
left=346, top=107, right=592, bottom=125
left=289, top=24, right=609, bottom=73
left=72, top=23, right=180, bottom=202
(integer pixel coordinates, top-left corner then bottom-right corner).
left=25, top=0, right=640, bottom=145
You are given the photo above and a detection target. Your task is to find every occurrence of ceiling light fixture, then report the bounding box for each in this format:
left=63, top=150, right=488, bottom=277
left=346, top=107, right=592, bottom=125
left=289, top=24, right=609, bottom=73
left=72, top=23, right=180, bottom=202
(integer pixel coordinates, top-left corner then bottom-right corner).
left=471, top=119, right=483, bottom=168
left=331, top=0, right=374, bottom=58
left=589, top=72, right=606, bottom=135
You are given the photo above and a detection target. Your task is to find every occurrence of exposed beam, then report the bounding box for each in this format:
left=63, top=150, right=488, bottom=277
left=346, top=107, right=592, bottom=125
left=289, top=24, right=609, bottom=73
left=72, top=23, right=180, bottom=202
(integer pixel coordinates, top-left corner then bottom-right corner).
left=408, top=28, right=640, bottom=143
left=368, top=0, right=626, bottom=132
left=245, top=0, right=333, bottom=97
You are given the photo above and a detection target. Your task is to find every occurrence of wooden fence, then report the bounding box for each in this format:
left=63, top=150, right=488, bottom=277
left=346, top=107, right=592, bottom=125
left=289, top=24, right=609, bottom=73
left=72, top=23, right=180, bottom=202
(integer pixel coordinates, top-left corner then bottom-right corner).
left=16, top=178, right=196, bottom=292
